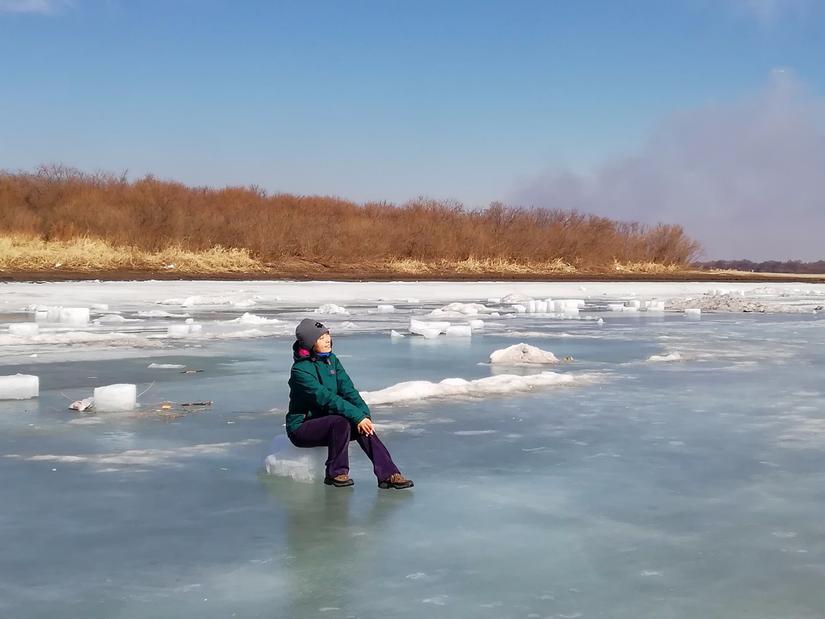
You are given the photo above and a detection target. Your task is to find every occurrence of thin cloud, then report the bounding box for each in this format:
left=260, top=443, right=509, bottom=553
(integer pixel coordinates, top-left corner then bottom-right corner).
left=510, top=70, right=825, bottom=261
left=0, top=0, right=71, bottom=14
left=727, top=0, right=810, bottom=25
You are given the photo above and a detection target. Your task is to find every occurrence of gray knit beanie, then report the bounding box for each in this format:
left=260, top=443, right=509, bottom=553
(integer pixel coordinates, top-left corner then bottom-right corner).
left=295, top=318, right=330, bottom=350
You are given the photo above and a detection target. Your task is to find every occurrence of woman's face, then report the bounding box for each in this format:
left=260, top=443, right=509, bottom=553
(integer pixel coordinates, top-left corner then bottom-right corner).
left=314, top=332, right=332, bottom=353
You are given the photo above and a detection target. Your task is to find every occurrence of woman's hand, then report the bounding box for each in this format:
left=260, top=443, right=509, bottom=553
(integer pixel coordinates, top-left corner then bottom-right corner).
left=357, top=418, right=375, bottom=436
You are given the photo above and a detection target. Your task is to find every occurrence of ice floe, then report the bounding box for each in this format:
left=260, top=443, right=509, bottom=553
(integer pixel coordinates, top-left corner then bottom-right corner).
left=8, top=323, right=39, bottom=336
left=409, top=319, right=451, bottom=338
left=226, top=312, right=282, bottom=325
left=137, top=310, right=191, bottom=318
left=362, top=371, right=593, bottom=405
left=0, top=374, right=39, bottom=400
left=647, top=352, right=683, bottom=362
left=93, top=384, right=137, bottom=411
left=262, top=434, right=322, bottom=482
left=489, top=344, right=559, bottom=365
left=315, top=303, right=349, bottom=315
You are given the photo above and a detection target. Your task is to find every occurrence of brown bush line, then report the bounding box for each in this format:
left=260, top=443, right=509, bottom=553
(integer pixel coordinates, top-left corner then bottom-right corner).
left=0, top=165, right=701, bottom=270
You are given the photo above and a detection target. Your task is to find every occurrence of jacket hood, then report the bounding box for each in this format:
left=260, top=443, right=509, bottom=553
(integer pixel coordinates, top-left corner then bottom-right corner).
left=292, top=339, right=333, bottom=362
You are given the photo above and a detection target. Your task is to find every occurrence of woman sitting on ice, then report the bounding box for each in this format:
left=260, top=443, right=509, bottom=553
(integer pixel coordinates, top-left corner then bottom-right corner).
left=286, top=318, right=414, bottom=489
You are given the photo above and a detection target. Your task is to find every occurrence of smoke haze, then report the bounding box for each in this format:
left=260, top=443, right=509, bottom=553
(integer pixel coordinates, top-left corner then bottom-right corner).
left=511, top=71, right=825, bottom=261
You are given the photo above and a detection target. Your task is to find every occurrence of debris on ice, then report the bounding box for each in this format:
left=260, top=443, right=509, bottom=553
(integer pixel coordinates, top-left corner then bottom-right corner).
left=69, top=398, right=94, bottom=412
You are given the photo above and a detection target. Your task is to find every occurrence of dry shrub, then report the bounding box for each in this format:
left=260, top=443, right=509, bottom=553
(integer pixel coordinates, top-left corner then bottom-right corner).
left=0, top=165, right=702, bottom=270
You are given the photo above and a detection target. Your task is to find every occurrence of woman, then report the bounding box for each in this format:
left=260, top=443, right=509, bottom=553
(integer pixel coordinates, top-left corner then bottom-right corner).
left=286, top=318, right=414, bottom=489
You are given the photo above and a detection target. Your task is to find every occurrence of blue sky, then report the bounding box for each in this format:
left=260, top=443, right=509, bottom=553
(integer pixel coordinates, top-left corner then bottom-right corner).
left=1, top=1, right=824, bottom=258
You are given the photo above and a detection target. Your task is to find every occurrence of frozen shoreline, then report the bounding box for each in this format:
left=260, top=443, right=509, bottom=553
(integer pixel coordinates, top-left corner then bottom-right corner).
left=3, top=278, right=825, bottom=308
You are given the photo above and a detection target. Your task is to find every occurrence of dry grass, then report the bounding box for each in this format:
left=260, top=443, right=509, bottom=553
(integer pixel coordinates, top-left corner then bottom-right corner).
left=386, top=256, right=578, bottom=275
left=612, top=260, right=683, bottom=273
left=0, top=234, right=265, bottom=273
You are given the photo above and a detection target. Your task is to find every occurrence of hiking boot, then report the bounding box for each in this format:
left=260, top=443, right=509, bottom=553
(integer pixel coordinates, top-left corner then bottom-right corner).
left=378, top=472, right=414, bottom=490
left=324, top=474, right=354, bottom=487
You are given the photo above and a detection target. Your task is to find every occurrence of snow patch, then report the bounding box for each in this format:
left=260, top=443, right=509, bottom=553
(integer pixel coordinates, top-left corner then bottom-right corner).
left=362, top=371, right=592, bottom=405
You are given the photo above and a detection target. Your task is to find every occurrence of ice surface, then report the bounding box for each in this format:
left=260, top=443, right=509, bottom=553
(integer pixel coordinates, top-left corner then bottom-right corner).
left=376, top=304, right=395, bottom=313
left=685, top=308, right=702, bottom=316
left=469, top=319, right=485, bottom=330
left=362, top=371, right=584, bottom=405
left=3, top=286, right=825, bottom=618
left=147, top=363, right=186, bottom=369
left=8, top=322, right=39, bottom=336
left=0, top=373, right=39, bottom=399
left=92, top=383, right=137, bottom=411
left=262, top=434, right=323, bottom=482
left=489, top=343, right=559, bottom=364
left=390, top=330, right=405, bottom=338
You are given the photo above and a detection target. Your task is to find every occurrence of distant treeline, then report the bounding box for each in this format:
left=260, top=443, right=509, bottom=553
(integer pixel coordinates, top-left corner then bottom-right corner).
left=0, top=165, right=700, bottom=267
left=700, top=260, right=825, bottom=274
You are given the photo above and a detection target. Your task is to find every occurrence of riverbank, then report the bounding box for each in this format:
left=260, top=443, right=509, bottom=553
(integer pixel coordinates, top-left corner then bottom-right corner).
left=2, top=265, right=824, bottom=283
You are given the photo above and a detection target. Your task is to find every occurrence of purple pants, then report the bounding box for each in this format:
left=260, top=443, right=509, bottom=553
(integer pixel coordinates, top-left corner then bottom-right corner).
left=287, top=414, right=400, bottom=481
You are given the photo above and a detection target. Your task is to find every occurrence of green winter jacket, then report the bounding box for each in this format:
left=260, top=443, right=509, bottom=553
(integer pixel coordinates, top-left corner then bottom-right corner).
left=286, top=342, right=371, bottom=434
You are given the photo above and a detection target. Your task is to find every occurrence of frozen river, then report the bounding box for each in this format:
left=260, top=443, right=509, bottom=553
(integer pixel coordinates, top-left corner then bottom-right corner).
left=2, top=280, right=825, bottom=618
